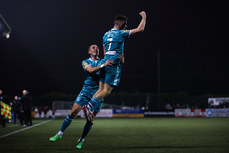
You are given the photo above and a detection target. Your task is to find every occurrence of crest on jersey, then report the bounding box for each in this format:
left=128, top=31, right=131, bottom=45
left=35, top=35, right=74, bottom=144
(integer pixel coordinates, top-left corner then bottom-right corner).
left=82, top=62, right=88, bottom=68
left=123, top=30, right=130, bottom=33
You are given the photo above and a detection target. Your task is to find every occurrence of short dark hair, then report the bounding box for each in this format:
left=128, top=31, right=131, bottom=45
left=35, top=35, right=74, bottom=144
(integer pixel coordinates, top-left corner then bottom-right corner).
left=114, top=15, right=128, bottom=26
left=88, top=43, right=97, bottom=51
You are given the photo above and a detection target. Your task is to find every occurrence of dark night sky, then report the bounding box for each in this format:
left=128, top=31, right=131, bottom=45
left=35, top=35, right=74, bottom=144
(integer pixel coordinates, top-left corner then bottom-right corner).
left=0, top=0, right=228, bottom=95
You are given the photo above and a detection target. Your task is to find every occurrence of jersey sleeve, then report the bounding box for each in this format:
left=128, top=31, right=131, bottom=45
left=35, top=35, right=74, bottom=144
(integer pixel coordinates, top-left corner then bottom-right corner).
left=82, top=60, right=89, bottom=69
left=121, top=29, right=131, bottom=38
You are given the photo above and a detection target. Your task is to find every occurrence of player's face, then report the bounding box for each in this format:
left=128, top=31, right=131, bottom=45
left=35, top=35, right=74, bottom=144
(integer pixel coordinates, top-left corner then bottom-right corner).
left=88, top=45, right=99, bottom=56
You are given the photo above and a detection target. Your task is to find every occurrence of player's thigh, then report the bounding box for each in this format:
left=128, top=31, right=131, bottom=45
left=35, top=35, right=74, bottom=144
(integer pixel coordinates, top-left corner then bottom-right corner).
left=93, top=82, right=105, bottom=98
left=99, top=82, right=105, bottom=90
left=70, top=103, right=82, bottom=116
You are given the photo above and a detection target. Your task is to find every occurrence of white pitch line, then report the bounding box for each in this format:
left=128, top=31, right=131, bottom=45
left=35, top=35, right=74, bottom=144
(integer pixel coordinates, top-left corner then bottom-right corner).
left=0, top=120, right=51, bottom=139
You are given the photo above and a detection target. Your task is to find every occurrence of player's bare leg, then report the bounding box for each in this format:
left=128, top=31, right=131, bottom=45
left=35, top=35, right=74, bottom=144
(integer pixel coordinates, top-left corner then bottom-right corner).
left=85, top=83, right=113, bottom=120
left=85, top=83, right=113, bottom=121
left=50, top=104, right=82, bottom=142
left=86, top=83, right=113, bottom=110
left=94, top=83, right=114, bottom=100
left=92, top=82, right=104, bottom=98
left=84, top=82, right=105, bottom=121
left=70, top=103, right=82, bottom=117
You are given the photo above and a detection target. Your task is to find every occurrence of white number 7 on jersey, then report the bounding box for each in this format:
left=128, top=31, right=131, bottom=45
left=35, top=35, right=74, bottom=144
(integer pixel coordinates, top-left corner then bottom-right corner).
left=107, top=38, right=113, bottom=51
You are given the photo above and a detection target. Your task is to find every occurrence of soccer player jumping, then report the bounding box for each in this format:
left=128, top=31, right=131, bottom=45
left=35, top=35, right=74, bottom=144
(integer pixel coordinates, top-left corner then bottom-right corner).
left=49, top=44, right=113, bottom=149
left=84, top=11, right=147, bottom=121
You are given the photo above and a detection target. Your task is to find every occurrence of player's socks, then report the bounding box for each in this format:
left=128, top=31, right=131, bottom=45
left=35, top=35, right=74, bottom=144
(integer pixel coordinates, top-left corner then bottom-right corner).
left=83, top=106, right=92, bottom=122
left=81, top=121, right=93, bottom=140
left=84, top=97, right=99, bottom=122
left=88, top=96, right=100, bottom=110
left=58, top=131, right=63, bottom=136
left=49, top=133, right=62, bottom=142
left=75, top=122, right=93, bottom=149
left=60, top=114, right=73, bottom=132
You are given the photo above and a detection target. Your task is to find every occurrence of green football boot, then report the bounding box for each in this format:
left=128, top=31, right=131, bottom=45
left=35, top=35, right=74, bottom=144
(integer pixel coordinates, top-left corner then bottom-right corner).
left=76, top=139, right=84, bottom=150
left=49, top=133, right=62, bottom=142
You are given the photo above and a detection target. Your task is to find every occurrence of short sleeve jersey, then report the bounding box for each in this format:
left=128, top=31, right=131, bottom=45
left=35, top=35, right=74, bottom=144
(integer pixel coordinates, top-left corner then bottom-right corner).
left=81, top=58, right=104, bottom=92
left=103, top=29, right=130, bottom=62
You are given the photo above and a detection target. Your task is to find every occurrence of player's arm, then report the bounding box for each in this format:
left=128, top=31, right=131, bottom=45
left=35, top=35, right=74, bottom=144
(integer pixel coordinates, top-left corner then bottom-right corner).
left=130, top=11, right=146, bottom=35
left=103, top=46, right=105, bottom=56
left=85, top=60, right=113, bottom=73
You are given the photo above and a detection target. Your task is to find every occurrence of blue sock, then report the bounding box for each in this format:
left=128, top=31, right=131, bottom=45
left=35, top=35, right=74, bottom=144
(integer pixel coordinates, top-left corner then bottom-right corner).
left=60, top=114, right=73, bottom=132
left=88, top=97, right=100, bottom=109
left=80, top=122, right=93, bottom=140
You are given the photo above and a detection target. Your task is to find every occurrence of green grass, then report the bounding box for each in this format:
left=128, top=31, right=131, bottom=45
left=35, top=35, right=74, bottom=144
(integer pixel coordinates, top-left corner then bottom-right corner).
left=1, top=118, right=229, bottom=153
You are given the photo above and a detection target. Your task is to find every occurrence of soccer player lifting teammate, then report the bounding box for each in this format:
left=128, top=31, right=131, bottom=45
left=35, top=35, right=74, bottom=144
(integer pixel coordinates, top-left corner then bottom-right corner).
left=49, top=44, right=113, bottom=149
left=84, top=11, right=147, bottom=121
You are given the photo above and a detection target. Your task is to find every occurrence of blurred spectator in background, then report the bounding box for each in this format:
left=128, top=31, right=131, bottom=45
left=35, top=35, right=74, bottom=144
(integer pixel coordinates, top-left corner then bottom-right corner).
left=11, top=96, right=22, bottom=124
left=19, top=96, right=25, bottom=126
left=38, top=106, right=42, bottom=119
left=52, top=108, right=55, bottom=119
left=21, top=90, right=32, bottom=126
left=165, top=103, right=172, bottom=111
left=34, top=107, right=38, bottom=118
left=18, top=96, right=24, bottom=126
left=0, top=90, right=6, bottom=127
left=0, top=90, right=5, bottom=100
left=43, top=106, right=48, bottom=119
left=10, top=96, right=16, bottom=123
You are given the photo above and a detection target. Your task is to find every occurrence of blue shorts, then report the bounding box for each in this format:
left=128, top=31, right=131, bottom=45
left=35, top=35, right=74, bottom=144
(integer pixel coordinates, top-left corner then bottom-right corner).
left=100, top=64, right=122, bottom=86
left=74, top=91, right=103, bottom=112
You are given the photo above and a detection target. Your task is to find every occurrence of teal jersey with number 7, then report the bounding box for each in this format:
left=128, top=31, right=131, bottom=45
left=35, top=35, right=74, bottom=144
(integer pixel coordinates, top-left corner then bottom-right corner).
left=103, top=29, right=131, bottom=63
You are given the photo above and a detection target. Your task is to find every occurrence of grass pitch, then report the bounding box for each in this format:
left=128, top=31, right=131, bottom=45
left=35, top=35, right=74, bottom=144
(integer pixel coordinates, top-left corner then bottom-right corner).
left=0, top=118, right=229, bottom=153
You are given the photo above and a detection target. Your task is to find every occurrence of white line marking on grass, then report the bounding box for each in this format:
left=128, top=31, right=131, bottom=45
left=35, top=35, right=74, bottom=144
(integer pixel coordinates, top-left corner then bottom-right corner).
left=0, top=120, right=51, bottom=139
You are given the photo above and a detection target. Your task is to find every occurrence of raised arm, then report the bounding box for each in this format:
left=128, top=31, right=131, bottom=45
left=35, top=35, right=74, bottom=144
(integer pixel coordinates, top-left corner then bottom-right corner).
left=130, top=11, right=147, bottom=35
left=85, top=59, right=113, bottom=73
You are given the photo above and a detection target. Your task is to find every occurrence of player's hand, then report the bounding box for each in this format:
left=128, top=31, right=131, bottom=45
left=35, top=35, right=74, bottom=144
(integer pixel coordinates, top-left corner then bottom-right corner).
left=86, top=65, right=92, bottom=69
left=104, top=59, right=114, bottom=66
left=139, top=11, right=146, bottom=19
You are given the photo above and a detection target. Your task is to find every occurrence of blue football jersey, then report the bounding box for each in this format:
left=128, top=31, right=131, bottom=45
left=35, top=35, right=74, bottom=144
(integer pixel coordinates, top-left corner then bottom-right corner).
left=103, top=29, right=130, bottom=62
left=81, top=58, right=104, bottom=92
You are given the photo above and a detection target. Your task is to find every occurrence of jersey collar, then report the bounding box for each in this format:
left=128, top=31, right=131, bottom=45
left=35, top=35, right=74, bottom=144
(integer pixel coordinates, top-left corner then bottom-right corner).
left=89, top=57, right=100, bottom=62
